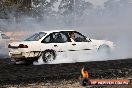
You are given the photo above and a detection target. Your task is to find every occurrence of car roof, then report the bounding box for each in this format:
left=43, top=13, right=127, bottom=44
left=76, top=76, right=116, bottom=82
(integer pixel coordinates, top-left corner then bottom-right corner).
left=40, top=30, right=75, bottom=34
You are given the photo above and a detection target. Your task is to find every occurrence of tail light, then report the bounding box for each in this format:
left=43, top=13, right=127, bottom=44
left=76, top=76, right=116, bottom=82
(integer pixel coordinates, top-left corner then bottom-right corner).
left=18, top=44, right=28, bottom=48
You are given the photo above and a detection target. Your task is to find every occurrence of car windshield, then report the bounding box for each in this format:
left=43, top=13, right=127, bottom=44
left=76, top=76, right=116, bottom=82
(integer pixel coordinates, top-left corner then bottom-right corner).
left=25, top=32, right=46, bottom=41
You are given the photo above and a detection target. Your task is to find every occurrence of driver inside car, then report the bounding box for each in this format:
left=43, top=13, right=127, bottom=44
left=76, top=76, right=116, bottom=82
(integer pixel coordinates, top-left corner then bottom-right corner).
left=68, top=32, right=76, bottom=41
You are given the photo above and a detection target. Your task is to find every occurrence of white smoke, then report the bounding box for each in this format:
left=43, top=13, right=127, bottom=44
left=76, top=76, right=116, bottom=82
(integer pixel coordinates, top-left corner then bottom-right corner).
left=33, top=50, right=114, bottom=65
left=113, top=36, right=132, bottom=59
left=0, top=47, right=9, bottom=58
left=33, top=0, right=132, bottom=65
left=0, top=0, right=132, bottom=63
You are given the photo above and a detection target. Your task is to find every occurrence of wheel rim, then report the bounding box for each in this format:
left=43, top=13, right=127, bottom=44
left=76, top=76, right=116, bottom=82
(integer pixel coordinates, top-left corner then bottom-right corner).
left=43, top=52, right=54, bottom=63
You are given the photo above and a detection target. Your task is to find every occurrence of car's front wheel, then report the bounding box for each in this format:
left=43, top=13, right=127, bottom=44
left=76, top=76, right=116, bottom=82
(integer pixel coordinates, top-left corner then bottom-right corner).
left=42, top=50, right=56, bottom=63
left=98, top=44, right=111, bottom=54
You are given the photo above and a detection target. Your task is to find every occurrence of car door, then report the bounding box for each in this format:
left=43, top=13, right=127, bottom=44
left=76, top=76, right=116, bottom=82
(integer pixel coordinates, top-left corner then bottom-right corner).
left=41, top=32, right=72, bottom=52
left=69, top=31, right=95, bottom=53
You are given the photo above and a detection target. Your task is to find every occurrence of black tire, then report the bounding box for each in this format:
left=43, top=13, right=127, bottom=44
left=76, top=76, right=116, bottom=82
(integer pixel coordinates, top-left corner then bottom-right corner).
left=42, top=50, right=56, bottom=63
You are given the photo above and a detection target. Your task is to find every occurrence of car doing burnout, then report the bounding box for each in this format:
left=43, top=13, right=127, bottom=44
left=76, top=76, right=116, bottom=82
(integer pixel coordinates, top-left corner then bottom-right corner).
left=8, top=30, right=114, bottom=63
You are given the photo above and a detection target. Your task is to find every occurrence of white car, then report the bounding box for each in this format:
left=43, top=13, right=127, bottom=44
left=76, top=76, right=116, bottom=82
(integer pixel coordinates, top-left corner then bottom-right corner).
left=8, top=30, right=114, bottom=64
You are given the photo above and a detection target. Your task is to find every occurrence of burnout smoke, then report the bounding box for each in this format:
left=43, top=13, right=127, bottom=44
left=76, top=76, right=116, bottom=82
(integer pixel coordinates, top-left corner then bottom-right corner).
left=0, top=0, right=132, bottom=64
left=0, top=46, right=9, bottom=58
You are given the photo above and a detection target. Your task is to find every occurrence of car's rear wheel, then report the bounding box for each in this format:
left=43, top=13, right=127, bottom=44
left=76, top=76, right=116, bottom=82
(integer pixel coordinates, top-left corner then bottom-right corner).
left=42, top=50, right=56, bottom=63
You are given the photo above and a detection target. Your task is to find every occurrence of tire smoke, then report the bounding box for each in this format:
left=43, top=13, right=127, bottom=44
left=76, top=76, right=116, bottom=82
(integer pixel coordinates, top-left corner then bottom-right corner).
left=0, top=0, right=132, bottom=63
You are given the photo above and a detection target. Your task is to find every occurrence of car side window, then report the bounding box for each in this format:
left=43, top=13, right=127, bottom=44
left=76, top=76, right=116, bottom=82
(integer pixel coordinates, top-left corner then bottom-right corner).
left=74, top=32, right=87, bottom=42
left=42, top=35, right=51, bottom=43
left=42, top=32, right=68, bottom=43
left=52, top=32, right=68, bottom=43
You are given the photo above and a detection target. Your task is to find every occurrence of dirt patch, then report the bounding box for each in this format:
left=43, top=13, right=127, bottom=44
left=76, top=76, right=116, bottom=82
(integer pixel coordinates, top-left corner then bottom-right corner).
left=0, top=58, right=132, bottom=87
